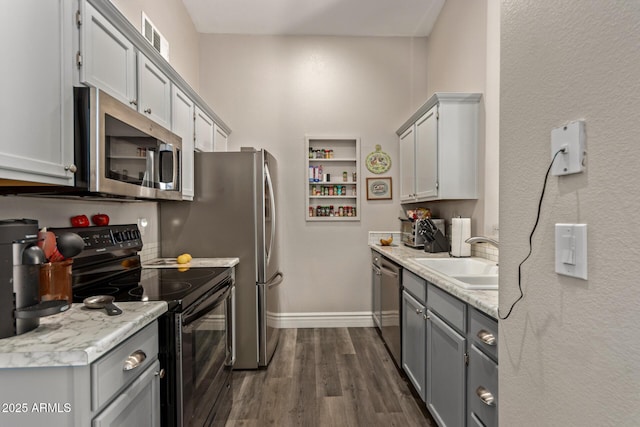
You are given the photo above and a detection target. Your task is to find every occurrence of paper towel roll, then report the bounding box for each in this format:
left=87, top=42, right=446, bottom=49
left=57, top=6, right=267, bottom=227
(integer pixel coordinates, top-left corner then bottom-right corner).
left=450, top=218, right=471, bottom=257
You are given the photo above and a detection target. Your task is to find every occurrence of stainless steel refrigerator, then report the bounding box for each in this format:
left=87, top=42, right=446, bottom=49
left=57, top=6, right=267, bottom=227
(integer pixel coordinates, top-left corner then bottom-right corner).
left=159, top=148, right=283, bottom=369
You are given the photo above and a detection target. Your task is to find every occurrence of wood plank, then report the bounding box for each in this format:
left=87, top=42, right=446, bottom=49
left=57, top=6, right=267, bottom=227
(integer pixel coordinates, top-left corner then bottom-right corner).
left=315, top=328, right=343, bottom=397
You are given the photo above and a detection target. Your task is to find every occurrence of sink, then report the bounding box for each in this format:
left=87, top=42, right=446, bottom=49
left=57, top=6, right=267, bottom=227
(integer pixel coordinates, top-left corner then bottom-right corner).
left=410, top=257, right=498, bottom=290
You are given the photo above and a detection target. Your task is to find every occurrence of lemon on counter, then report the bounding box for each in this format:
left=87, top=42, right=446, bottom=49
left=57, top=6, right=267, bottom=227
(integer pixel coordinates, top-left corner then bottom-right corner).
left=176, top=253, right=192, bottom=264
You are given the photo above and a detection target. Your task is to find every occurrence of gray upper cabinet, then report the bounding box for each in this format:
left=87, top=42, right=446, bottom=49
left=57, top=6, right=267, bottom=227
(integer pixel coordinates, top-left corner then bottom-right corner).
left=397, top=93, right=482, bottom=202
left=195, top=106, right=215, bottom=152
left=0, top=0, right=76, bottom=185
left=398, top=126, right=416, bottom=200
left=414, top=106, right=438, bottom=199
left=80, top=1, right=137, bottom=108
left=138, top=53, right=171, bottom=129
left=171, top=85, right=195, bottom=200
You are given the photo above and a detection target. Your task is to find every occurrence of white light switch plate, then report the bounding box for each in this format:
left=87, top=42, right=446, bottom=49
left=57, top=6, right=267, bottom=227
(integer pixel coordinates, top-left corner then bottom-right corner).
left=551, top=120, right=586, bottom=176
left=555, top=223, right=587, bottom=280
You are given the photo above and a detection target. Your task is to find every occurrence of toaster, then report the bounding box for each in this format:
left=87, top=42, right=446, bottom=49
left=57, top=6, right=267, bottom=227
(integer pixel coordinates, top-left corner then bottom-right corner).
left=400, top=218, right=426, bottom=248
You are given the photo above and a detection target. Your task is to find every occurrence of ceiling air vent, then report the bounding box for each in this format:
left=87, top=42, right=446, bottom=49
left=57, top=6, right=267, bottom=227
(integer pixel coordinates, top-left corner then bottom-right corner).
left=141, top=12, right=169, bottom=61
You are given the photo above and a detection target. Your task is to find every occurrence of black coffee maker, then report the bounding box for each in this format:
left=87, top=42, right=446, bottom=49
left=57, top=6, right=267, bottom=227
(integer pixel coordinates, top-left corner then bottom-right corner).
left=0, top=219, right=69, bottom=339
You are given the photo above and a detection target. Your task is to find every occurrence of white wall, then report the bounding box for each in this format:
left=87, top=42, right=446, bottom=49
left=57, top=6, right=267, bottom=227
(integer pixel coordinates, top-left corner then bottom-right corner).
left=198, top=35, right=429, bottom=316
left=500, top=1, right=640, bottom=424
left=0, top=196, right=159, bottom=255
left=412, top=0, right=499, bottom=239
left=109, top=0, right=200, bottom=90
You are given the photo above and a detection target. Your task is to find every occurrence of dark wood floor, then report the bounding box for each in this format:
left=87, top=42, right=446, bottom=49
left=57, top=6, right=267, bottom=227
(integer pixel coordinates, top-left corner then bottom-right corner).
left=225, top=327, right=436, bottom=426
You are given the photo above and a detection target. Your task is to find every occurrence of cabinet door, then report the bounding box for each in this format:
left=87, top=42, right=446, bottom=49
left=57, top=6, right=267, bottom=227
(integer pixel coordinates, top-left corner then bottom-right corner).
left=81, top=1, right=136, bottom=108
left=213, top=124, right=228, bottom=152
left=467, top=344, right=498, bottom=427
left=171, top=86, right=195, bottom=200
left=415, top=106, right=438, bottom=199
left=92, top=360, right=161, bottom=427
left=426, top=310, right=466, bottom=427
left=0, top=0, right=75, bottom=185
left=399, top=125, right=416, bottom=201
left=402, top=290, right=426, bottom=400
left=138, top=53, right=171, bottom=129
left=194, top=106, right=214, bottom=152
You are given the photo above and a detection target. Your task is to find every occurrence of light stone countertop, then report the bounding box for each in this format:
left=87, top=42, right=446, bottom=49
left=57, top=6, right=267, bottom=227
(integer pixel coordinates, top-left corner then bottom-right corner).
left=0, top=302, right=167, bottom=369
left=369, top=242, right=499, bottom=319
left=143, top=257, right=239, bottom=268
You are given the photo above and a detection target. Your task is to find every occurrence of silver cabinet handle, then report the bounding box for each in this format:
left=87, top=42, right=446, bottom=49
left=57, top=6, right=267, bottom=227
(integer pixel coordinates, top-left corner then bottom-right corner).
left=130, top=99, right=138, bottom=106
left=476, top=386, right=496, bottom=406
left=477, top=330, right=497, bottom=346
left=123, top=350, right=146, bottom=371
left=144, top=108, right=152, bottom=114
left=155, top=368, right=166, bottom=379
left=65, top=164, right=77, bottom=173
left=415, top=308, right=424, bottom=315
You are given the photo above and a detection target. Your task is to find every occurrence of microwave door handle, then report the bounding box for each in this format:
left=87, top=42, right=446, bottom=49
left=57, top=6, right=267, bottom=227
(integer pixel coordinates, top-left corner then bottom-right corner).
left=264, top=162, right=276, bottom=264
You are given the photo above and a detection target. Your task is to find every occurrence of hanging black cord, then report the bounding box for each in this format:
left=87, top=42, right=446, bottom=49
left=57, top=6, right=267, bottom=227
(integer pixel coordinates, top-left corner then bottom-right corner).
left=499, top=148, right=566, bottom=320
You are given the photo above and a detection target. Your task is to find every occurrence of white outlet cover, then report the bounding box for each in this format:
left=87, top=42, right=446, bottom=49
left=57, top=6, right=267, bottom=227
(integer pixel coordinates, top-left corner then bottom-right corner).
left=555, top=223, right=587, bottom=280
left=551, top=120, right=586, bottom=176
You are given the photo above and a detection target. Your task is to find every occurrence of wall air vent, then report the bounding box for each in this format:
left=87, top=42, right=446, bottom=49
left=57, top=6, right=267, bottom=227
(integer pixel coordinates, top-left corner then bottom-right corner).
left=141, top=12, right=169, bottom=61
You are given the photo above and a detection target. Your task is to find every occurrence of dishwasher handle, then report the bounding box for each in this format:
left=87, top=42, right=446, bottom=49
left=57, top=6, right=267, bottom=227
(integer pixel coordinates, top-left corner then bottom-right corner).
left=380, top=266, right=398, bottom=277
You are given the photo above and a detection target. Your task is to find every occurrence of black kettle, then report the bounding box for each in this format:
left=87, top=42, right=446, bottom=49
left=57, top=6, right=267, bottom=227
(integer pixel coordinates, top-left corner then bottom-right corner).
left=0, top=219, right=69, bottom=339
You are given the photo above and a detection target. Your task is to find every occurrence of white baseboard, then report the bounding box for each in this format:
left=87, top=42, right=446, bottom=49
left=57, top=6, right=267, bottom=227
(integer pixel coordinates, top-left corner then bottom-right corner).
left=273, top=312, right=375, bottom=329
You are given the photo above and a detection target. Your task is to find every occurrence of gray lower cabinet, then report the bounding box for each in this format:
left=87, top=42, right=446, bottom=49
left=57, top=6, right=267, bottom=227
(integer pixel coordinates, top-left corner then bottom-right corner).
left=467, top=308, right=499, bottom=427
left=92, top=359, right=161, bottom=426
left=426, top=309, right=466, bottom=427
left=0, top=322, right=160, bottom=427
left=402, top=289, right=426, bottom=400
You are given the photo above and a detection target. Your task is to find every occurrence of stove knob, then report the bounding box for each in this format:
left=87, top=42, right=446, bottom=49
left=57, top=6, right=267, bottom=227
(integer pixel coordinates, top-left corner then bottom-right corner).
left=114, top=232, right=123, bottom=243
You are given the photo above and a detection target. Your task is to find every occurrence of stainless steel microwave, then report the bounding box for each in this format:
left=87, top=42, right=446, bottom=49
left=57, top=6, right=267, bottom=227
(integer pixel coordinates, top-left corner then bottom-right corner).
left=73, top=86, right=182, bottom=200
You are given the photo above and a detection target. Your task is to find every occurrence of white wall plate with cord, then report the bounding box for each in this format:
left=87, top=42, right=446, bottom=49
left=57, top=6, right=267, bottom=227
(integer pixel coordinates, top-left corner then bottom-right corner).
left=551, top=120, right=586, bottom=176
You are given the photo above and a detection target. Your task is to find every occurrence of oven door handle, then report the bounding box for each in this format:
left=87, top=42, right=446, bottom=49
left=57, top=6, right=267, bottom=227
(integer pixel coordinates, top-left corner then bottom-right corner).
left=182, top=283, right=231, bottom=327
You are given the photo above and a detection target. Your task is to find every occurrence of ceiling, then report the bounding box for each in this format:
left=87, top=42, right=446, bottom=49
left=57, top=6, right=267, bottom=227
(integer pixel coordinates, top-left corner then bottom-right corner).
left=182, top=0, right=445, bottom=37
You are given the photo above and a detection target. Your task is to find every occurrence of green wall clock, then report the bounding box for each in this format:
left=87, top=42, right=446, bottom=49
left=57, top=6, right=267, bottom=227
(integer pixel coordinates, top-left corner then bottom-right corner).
left=365, top=144, right=391, bottom=174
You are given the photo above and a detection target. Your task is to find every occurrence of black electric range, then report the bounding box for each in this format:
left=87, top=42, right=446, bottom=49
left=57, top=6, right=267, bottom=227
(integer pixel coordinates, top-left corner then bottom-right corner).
left=52, top=224, right=235, bottom=426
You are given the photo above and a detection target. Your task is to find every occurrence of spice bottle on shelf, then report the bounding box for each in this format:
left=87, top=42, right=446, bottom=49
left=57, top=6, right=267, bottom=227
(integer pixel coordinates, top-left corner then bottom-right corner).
left=343, top=171, right=348, bottom=182
left=309, top=207, right=313, bottom=217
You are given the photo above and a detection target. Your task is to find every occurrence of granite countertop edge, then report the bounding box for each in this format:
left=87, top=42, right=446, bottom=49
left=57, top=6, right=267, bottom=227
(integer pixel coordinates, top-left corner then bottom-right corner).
left=143, top=257, right=240, bottom=268
left=369, top=243, right=499, bottom=319
left=0, top=301, right=168, bottom=369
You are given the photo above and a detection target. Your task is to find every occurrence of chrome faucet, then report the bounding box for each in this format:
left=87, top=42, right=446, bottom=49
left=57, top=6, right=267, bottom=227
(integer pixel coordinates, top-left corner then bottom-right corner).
left=465, top=236, right=499, bottom=249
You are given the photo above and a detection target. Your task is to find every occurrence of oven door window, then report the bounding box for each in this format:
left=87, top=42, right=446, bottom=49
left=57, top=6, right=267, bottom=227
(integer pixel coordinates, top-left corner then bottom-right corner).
left=181, top=286, right=229, bottom=426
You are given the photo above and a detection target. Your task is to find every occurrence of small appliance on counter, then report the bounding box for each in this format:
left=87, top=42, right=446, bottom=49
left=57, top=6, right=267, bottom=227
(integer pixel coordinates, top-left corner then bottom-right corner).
left=400, top=218, right=426, bottom=248
left=418, top=218, right=450, bottom=253
left=0, top=219, right=69, bottom=339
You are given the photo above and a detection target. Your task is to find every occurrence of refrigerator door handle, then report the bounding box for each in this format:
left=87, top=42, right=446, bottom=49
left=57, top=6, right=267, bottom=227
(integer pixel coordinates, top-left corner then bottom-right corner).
left=266, top=271, right=284, bottom=288
left=264, top=162, right=276, bottom=265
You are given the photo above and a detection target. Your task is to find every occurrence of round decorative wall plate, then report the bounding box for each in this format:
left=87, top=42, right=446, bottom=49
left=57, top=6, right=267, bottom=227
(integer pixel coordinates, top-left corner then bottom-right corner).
left=365, top=145, right=391, bottom=174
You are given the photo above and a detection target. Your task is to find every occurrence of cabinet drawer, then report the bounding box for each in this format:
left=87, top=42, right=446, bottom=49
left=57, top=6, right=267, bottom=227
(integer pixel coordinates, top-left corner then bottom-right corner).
left=427, top=284, right=466, bottom=333
left=469, top=307, right=498, bottom=361
left=91, top=322, right=158, bottom=412
left=403, top=269, right=426, bottom=303
left=467, top=344, right=498, bottom=427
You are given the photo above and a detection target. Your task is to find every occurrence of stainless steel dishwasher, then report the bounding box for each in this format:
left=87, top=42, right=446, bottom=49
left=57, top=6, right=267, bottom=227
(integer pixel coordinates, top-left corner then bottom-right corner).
left=377, top=255, right=402, bottom=367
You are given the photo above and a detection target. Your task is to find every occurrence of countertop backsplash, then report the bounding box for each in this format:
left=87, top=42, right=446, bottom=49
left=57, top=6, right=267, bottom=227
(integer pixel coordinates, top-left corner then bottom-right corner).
left=368, top=231, right=499, bottom=263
